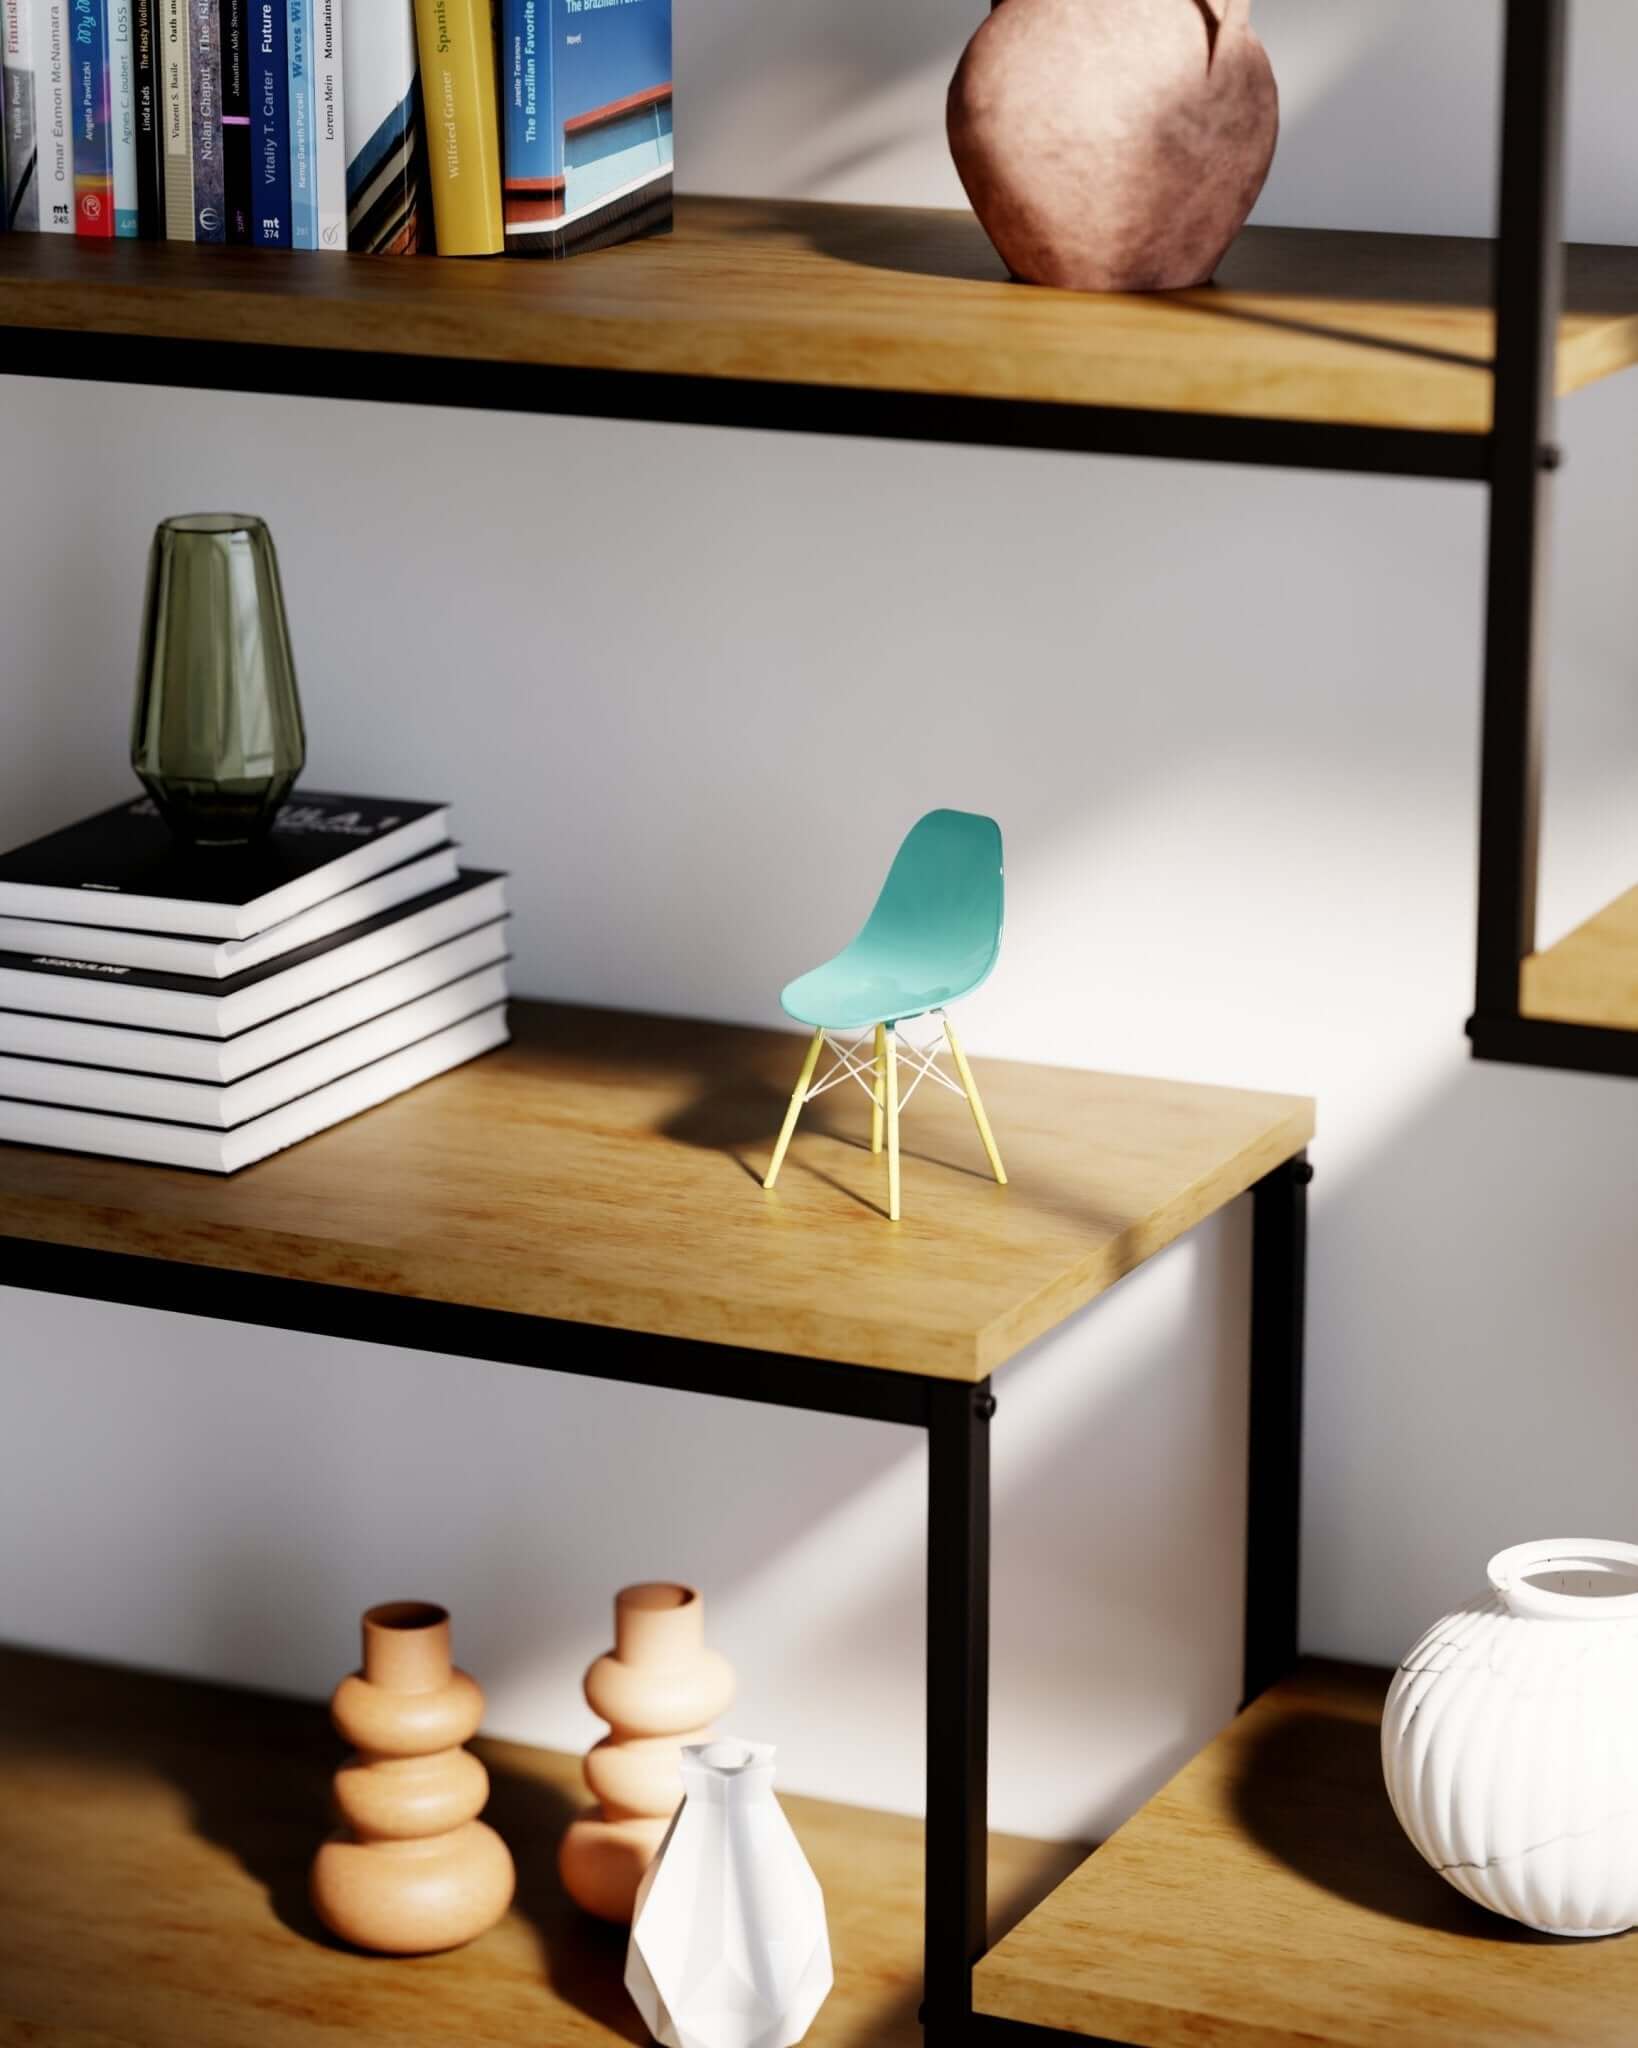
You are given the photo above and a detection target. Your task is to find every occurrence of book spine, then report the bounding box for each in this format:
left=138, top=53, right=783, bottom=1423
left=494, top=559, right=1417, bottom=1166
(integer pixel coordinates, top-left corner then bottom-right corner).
left=412, top=0, right=499, bottom=255
left=284, top=0, right=312, bottom=246
left=2, top=0, right=38, bottom=228
left=310, top=0, right=339, bottom=245
left=342, top=0, right=421, bottom=252
left=130, top=0, right=161, bottom=231
left=499, top=0, right=551, bottom=251
left=159, top=0, right=191, bottom=235
left=107, top=0, right=135, bottom=228
left=31, top=0, right=73, bottom=227
left=186, top=0, right=220, bottom=235
left=248, top=0, right=285, bottom=243
left=216, top=0, right=246, bottom=237
left=69, top=0, right=112, bottom=234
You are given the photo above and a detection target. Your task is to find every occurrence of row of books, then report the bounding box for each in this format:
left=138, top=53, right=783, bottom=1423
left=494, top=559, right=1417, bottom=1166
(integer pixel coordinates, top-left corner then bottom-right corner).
left=0, top=792, right=511, bottom=1171
left=0, top=0, right=672, bottom=256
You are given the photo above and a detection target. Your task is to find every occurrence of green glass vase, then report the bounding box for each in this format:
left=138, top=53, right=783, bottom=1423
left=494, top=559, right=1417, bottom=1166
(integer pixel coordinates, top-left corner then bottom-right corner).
left=131, top=513, right=307, bottom=846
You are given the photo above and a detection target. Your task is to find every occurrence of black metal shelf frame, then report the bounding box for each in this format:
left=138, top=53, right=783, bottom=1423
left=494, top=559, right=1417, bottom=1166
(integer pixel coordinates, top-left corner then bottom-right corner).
left=1468, top=0, right=1638, bottom=1081
left=0, top=1150, right=1308, bottom=2047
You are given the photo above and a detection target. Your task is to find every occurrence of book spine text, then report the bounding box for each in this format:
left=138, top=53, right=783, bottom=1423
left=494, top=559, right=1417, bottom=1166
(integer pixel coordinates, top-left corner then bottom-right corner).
left=216, top=0, right=247, bottom=236
left=3, top=0, right=39, bottom=227
left=186, top=0, right=222, bottom=236
left=159, top=0, right=191, bottom=236
left=70, top=0, right=112, bottom=234
left=310, top=0, right=340, bottom=245
left=130, top=0, right=160, bottom=231
left=31, top=0, right=74, bottom=228
left=248, top=0, right=285, bottom=243
left=108, top=0, right=135, bottom=229
left=284, top=0, right=314, bottom=246
left=412, top=0, right=500, bottom=255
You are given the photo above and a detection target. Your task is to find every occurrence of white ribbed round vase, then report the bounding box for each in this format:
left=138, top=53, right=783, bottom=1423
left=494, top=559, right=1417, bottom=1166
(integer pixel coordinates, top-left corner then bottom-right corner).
left=1382, top=1538, right=1638, bottom=1936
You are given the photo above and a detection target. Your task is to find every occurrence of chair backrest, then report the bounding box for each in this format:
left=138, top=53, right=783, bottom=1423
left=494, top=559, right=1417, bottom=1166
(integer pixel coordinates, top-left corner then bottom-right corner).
left=855, top=809, right=1004, bottom=998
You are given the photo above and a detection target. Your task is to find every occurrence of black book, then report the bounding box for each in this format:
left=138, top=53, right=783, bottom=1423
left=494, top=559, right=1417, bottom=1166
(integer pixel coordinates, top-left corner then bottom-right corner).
left=0, top=792, right=452, bottom=940
left=219, top=0, right=252, bottom=241
left=133, top=0, right=165, bottom=236
left=0, top=871, right=506, bottom=1038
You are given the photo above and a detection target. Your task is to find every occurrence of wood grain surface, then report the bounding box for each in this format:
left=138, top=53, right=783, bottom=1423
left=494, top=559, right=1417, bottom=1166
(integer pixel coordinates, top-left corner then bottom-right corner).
left=0, top=1647, right=1081, bottom=2048
left=0, top=1000, right=1313, bottom=1381
left=975, top=1661, right=1638, bottom=2046
left=2, top=198, right=1637, bottom=432
left=1521, top=884, right=1638, bottom=1032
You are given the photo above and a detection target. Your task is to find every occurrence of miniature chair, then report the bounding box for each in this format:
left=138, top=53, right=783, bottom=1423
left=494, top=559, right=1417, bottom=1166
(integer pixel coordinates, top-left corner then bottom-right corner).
left=763, top=809, right=1007, bottom=1222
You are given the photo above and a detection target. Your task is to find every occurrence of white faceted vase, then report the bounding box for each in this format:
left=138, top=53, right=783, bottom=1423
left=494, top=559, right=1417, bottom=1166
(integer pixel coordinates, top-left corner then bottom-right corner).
left=625, top=1740, right=834, bottom=2048
left=1382, top=1538, right=1638, bottom=1937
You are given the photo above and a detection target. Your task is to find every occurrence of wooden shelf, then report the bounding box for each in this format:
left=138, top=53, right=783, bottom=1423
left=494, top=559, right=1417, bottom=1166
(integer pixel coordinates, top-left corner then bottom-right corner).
left=974, top=1662, right=1638, bottom=2048
left=1520, top=884, right=1638, bottom=1033
left=5, top=198, right=1638, bottom=466
left=0, top=1645, right=1080, bottom=2048
left=0, top=998, right=1313, bottom=1383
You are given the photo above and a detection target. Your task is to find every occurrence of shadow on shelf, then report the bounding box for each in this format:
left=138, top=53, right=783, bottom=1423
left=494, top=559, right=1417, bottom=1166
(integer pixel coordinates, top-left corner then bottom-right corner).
left=1228, top=1697, right=1573, bottom=1944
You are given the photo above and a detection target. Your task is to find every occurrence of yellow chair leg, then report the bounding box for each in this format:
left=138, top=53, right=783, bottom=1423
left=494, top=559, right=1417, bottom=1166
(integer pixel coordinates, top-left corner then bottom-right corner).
left=764, top=1029, right=825, bottom=1191
left=871, top=1022, right=886, bottom=1155
left=943, top=1014, right=1007, bottom=1186
left=884, top=1027, right=901, bottom=1221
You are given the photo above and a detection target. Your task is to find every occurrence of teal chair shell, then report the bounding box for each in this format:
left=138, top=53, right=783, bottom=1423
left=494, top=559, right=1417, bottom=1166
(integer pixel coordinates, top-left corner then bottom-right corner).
left=780, top=809, right=1004, bottom=1032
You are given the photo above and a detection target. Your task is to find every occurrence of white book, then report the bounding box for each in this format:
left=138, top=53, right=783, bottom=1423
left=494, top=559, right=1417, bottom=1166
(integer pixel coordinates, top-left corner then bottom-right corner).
left=0, top=871, right=506, bottom=1036
left=30, top=0, right=73, bottom=230
left=3, top=0, right=37, bottom=229
left=0, top=962, right=507, bottom=1126
left=109, top=0, right=138, bottom=233
left=0, top=920, right=509, bottom=1081
left=312, top=0, right=344, bottom=246
left=0, top=1004, right=510, bottom=1172
left=0, top=843, right=459, bottom=978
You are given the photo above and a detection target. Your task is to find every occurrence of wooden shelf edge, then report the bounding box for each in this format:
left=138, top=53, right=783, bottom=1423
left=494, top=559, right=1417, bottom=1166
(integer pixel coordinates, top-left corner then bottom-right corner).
left=1520, top=883, right=1638, bottom=1033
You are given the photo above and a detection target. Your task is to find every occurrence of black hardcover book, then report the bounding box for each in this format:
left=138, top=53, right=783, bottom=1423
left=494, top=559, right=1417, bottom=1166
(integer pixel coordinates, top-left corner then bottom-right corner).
left=0, top=793, right=453, bottom=940
left=218, top=0, right=251, bottom=240
left=0, top=870, right=506, bottom=1037
left=132, top=0, right=165, bottom=235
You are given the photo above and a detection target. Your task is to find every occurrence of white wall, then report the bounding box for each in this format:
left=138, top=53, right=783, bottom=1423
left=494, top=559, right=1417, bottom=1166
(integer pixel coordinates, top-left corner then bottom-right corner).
left=2, top=0, right=1636, bottom=1845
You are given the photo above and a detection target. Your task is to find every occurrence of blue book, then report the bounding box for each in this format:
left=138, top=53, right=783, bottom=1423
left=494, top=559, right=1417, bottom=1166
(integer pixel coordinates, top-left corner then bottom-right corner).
left=500, top=0, right=670, bottom=259
left=70, top=0, right=115, bottom=234
left=284, top=0, right=313, bottom=248
left=248, top=0, right=286, bottom=243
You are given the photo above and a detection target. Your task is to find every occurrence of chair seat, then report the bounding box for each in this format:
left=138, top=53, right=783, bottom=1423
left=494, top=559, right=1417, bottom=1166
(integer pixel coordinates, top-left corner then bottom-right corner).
left=780, top=943, right=992, bottom=1032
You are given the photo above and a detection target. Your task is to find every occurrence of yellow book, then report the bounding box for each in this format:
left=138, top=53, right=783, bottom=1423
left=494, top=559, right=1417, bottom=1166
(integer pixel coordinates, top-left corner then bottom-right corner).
left=413, top=0, right=504, bottom=254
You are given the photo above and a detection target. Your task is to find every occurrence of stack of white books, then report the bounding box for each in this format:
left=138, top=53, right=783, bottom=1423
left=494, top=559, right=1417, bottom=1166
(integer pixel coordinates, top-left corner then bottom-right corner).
left=0, top=793, right=510, bottom=1172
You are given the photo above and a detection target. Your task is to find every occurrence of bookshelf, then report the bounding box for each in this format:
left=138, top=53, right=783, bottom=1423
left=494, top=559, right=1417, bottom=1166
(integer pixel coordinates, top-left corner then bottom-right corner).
left=4, top=198, right=1638, bottom=479
left=0, top=999, right=1316, bottom=2044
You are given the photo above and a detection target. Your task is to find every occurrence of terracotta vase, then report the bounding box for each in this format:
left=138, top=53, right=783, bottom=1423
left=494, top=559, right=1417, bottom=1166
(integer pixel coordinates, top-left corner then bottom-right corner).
left=309, top=1601, right=515, bottom=1954
left=559, top=1583, right=736, bottom=1924
left=947, top=0, right=1279, bottom=292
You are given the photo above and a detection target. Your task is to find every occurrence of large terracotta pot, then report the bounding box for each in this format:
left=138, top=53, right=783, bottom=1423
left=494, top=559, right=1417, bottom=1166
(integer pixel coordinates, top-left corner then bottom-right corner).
left=947, top=0, right=1278, bottom=292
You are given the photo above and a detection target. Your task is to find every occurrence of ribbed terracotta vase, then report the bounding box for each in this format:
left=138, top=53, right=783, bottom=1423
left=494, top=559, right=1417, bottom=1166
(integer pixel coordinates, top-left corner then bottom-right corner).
left=559, top=1584, right=736, bottom=1924
left=1382, top=1540, right=1638, bottom=1936
left=309, top=1602, right=515, bottom=1954
left=948, top=0, right=1279, bottom=291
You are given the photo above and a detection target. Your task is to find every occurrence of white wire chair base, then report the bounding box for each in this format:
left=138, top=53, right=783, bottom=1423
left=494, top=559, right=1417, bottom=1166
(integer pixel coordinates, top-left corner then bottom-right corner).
left=804, top=1019, right=965, bottom=1117
left=762, top=1009, right=1007, bottom=1222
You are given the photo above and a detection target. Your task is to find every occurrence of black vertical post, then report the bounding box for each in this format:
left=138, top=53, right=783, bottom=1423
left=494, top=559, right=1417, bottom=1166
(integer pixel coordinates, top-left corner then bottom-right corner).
left=1243, top=1154, right=1310, bottom=1707
left=1472, top=0, right=1569, bottom=1025
left=923, top=1376, right=992, bottom=2041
